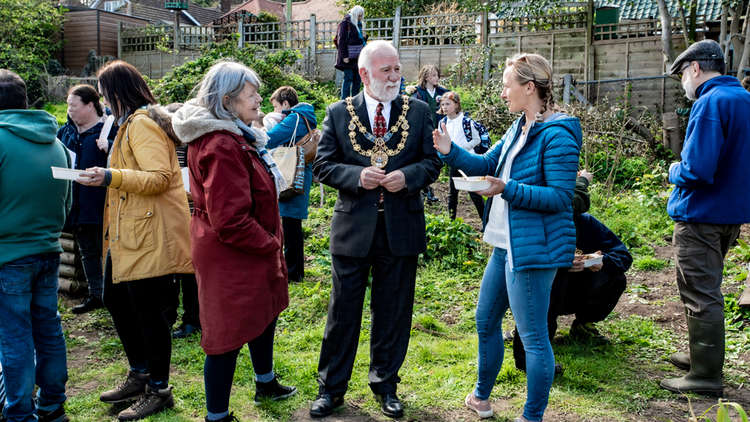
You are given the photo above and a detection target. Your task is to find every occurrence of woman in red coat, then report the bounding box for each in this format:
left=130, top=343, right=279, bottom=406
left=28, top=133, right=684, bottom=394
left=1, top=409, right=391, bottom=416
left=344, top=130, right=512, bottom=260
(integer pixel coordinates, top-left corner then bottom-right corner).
left=172, top=61, right=296, bottom=422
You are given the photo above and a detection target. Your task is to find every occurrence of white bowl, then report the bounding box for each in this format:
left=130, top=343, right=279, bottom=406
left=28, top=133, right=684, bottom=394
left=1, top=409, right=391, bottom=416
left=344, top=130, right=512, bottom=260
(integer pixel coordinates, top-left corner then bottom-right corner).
left=452, top=176, right=491, bottom=192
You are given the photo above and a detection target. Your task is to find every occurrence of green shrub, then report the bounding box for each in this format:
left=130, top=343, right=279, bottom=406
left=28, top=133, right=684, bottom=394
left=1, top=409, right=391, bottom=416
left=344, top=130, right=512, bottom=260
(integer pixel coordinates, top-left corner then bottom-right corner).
left=0, top=0, right=65, bottom=106
left=632, top=256, right=669, bottom=271
left=423, top=213, right=485, bottom=272
left=150, top=42, right=337, bottom=114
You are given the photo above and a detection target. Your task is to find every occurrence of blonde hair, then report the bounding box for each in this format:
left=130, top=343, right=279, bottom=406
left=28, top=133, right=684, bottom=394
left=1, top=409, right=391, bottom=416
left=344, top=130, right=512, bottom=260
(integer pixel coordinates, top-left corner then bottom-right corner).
left=505, top=53, right=555, bottom=117
left=417, top=65, right=440, bottom=89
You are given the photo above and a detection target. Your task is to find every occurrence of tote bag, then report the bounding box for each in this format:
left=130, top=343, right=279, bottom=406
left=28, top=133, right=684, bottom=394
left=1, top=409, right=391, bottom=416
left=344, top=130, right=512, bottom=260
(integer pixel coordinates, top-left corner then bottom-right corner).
left=270, top=115, right=306, bottom=200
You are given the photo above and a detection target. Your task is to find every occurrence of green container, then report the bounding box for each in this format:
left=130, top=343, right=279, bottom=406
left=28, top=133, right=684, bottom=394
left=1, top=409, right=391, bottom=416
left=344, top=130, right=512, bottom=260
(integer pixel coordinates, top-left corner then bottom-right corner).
left=164, top=1, right=188, bottom=9
left=594, top=6, right=619, bottom=40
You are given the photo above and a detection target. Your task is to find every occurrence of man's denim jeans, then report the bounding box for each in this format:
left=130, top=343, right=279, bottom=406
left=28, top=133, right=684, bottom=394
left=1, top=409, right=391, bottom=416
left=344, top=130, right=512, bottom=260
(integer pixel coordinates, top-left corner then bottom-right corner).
left=0, top=253, right=68, bottom=421
left=474, top=248, right=556, bottom=422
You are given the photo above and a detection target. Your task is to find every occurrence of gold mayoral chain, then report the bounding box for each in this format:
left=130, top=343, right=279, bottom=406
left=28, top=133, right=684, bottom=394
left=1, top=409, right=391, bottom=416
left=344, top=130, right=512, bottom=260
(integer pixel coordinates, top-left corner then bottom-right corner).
left=345, top=95, right=411, bottom=169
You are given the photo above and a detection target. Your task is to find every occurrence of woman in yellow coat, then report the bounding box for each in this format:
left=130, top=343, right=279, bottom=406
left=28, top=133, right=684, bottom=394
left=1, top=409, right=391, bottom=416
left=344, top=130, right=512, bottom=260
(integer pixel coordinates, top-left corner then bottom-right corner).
left=78, top=60, right=192, bottom=421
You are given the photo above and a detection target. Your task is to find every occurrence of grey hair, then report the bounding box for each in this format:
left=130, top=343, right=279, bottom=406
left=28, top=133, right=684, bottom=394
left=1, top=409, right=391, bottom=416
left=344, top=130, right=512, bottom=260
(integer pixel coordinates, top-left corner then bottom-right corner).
left=358, top=40, right=398, bottom=72
left=194, top=60, right=261, bottom=120
left=349, top=5, right=364, bottom=24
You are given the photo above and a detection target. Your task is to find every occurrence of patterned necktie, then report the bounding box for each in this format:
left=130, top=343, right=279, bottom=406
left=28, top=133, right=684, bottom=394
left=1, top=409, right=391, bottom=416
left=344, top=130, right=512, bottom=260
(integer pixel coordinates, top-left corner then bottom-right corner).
left=374, top=102, right=387, bottom=138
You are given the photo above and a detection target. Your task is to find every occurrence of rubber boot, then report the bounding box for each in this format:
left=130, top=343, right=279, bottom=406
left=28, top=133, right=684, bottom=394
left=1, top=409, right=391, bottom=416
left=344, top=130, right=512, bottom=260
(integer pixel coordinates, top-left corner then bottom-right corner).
left=668, top=352, right=690, bottom=371
left=660, top=316, right=724, bottom=397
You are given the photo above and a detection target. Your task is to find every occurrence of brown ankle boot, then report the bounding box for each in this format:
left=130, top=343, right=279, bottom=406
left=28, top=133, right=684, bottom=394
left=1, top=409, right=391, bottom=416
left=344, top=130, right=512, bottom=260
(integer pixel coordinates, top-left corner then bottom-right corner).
left=117, top=385, right=174, bottom=421
left=100, top=371, right=149, bottom=403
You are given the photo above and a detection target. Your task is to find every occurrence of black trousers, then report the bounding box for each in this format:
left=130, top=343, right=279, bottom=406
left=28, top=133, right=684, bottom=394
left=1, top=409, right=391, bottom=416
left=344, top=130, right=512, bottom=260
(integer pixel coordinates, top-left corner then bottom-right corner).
left=204, top=318, right=276, bottom=414
left=73, top=224, right=104, bottom=299
left=103, top=255, right=174, bottom=385
left=513, top=269, right=627, bottom=370
left=167, top=273, right=200, bottom=328
left=448, top=167, right=484, bottom=220
left=317, top=214, right=418, bottom=396
left=282, top=217, right=304, bottom=282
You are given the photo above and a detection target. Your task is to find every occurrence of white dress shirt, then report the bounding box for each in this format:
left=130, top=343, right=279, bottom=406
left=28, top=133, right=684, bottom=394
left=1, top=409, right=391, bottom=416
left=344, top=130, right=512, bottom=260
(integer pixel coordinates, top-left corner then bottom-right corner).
left=363, top=90, right=392, bottom=134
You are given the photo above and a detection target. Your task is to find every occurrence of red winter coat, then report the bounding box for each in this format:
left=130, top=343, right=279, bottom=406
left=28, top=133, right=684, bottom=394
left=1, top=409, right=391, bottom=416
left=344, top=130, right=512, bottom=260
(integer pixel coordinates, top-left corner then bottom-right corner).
left=187, top=130, right=288, bottom=355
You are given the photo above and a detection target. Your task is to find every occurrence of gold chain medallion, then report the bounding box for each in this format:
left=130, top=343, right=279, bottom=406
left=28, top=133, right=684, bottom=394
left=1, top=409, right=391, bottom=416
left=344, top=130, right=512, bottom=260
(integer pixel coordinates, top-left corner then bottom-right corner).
left=345, top=95, right=411, bottom=168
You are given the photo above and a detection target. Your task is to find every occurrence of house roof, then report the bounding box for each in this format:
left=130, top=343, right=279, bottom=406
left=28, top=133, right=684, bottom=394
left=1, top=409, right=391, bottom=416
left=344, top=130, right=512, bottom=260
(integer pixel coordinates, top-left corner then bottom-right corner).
left=133, top=0, right=222, bottom=24
left=594, top=0, right=723, bottom=22
left=219, top=0, right=342, bottom=22
left=221, top=0, right=284, bottom=20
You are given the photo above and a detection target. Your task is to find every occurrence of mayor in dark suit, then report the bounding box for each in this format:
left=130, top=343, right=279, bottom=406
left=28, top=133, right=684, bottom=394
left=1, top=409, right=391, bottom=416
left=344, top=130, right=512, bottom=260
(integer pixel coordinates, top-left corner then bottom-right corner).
left=310, top=40, right=442, bottom=419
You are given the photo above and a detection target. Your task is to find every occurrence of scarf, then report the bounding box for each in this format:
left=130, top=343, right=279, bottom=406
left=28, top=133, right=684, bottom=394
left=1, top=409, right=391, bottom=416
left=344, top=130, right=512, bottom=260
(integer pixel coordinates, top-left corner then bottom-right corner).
left=234, top=119, right=288, bottom=197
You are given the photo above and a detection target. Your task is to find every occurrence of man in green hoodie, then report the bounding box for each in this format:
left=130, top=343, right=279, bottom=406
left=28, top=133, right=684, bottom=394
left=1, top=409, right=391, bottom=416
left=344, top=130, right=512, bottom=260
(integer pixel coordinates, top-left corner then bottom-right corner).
left=0, top=69, right=71, bottom=422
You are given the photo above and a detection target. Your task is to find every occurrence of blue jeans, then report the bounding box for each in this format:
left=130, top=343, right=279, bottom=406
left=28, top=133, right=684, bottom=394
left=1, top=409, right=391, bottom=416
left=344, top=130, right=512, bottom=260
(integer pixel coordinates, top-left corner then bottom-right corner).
left=0, top=253, right=68, bottom=421
left=340, top=68, right=361, bottom=99
left=474, top=248, right=555, bottom=422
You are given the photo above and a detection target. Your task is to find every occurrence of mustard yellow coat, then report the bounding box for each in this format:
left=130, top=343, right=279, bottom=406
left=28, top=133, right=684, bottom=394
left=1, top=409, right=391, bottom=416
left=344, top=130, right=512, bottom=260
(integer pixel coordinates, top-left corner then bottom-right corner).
left=103, top=109, right=193, bottom=283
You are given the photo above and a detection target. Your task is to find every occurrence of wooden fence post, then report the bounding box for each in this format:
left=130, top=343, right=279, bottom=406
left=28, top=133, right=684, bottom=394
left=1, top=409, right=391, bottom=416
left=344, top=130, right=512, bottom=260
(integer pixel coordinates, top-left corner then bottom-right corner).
left=563, top=74, right=572, bottom=104
left=393, top=6, right=401, bottom=50
left=482, top=11, right=491, bottom=82
left=237, top=15, right=244, bottom=49
left=310, top=14, right=317, bottom=78
left=117, top=22, right=123, bottom=58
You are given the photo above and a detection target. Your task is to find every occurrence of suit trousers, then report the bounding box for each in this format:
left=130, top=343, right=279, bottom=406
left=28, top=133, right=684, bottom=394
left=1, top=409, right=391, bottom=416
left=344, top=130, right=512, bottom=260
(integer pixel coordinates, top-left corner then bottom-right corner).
left=317, top=213, right=418, bottom=396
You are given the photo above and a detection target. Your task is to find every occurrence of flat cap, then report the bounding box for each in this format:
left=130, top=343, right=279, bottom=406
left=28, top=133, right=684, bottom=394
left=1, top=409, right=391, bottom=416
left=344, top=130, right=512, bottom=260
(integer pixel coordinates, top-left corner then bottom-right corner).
left=669, top=39, right=724, bottom=75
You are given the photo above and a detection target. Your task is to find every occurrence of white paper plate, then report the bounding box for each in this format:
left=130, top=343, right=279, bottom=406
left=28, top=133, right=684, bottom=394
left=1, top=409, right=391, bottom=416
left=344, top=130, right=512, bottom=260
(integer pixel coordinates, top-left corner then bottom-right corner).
left=583, top=254, right=603, bottom=268
left=452, top=176, right=490, bottom=192
left=51, top=166, right=86, bottom=181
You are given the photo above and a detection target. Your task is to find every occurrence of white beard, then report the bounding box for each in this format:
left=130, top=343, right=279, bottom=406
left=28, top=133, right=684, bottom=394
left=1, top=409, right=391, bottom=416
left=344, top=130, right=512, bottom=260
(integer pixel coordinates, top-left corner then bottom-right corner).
left=368, top=77, right=400, bottom=103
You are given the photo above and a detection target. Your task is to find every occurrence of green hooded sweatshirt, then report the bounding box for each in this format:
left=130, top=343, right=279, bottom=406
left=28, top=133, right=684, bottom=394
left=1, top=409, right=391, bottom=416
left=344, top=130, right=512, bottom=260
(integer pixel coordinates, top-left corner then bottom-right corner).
left=0, top=109, right=71, bottom=267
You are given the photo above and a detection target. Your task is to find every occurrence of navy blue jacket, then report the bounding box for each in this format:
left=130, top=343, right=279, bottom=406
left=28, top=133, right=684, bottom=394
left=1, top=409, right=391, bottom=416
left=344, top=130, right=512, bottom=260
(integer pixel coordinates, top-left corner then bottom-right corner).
left=667, top=76, right=750, bottom=224
left=266, top=103, right=318, bottom=220
left=575, top=213, right=632, bottom=275
left=412, top=85, right=449, bottom=127
left=440, top=113, right=582, bottom=271
left=57, top=119, right=115, bottom=225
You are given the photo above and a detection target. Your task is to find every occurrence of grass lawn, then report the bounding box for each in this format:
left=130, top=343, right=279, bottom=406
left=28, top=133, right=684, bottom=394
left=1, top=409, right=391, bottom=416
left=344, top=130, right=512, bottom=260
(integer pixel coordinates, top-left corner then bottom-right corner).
left=58, top=182, right=750, bottom=421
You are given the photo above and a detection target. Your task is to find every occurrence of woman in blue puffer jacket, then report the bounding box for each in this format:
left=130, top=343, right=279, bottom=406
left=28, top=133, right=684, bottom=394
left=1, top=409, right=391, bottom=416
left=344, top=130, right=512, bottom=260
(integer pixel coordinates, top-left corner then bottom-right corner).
left=433, top=53, right=581, bottom=422
left=265, top=86, right=317, bottom=283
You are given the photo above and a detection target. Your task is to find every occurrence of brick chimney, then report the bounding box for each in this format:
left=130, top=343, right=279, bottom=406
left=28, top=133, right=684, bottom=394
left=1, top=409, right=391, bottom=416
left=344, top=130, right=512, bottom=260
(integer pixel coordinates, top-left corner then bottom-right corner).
left=221, top=0, right=231, bottom=13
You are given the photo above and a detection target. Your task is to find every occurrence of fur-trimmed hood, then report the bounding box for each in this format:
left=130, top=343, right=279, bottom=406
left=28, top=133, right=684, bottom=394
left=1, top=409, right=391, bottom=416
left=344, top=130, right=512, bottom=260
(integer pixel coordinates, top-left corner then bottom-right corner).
left=145, top=104, right=183, bottom=146
left=171, top=99, right=241, bottom=144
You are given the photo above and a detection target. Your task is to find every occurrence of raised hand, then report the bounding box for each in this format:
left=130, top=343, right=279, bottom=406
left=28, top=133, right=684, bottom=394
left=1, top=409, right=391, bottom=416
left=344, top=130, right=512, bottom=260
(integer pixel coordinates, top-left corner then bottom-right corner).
left=432, top=121, right=452, bottom=155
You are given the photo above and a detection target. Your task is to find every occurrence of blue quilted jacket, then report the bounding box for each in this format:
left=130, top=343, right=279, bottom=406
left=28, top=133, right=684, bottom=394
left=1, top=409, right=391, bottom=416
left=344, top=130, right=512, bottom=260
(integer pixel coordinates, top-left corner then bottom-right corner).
left=440, top=113, right=582, bottom=271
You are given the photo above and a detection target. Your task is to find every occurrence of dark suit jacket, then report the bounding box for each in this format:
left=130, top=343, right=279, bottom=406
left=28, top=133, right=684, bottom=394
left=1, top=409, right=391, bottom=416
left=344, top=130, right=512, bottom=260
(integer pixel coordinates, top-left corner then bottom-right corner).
left=313, top=92, right=442, bottom=257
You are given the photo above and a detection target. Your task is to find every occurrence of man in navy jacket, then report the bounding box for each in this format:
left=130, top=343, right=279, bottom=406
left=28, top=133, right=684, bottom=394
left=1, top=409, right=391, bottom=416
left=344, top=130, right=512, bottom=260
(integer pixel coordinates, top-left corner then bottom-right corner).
left=660, top=40, right=750, bottom=397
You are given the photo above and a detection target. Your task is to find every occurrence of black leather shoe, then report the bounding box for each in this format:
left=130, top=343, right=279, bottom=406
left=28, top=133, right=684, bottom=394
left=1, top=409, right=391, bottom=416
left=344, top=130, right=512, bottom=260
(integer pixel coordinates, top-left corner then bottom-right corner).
left=172, top=323, right=200, bottom=339
left=72, top=296, right=104, bottom=314
left=375, top=392, right=403, bottom=418
left=309, top=393, right=344, bottom=418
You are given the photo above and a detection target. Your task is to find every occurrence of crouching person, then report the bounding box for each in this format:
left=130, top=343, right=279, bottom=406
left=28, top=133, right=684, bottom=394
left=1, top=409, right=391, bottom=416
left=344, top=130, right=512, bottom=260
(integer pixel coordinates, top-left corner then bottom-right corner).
left=0, top=69, right=71, bottom=422
left=173, top=61, right=296, bottom=422
left=512, top=212, right=633, bottom=373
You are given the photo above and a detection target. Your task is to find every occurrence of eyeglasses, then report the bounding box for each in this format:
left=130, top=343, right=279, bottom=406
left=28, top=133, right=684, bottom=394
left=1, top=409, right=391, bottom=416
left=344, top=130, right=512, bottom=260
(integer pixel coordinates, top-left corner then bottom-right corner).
left=670, top=61, right=693, bottom=81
